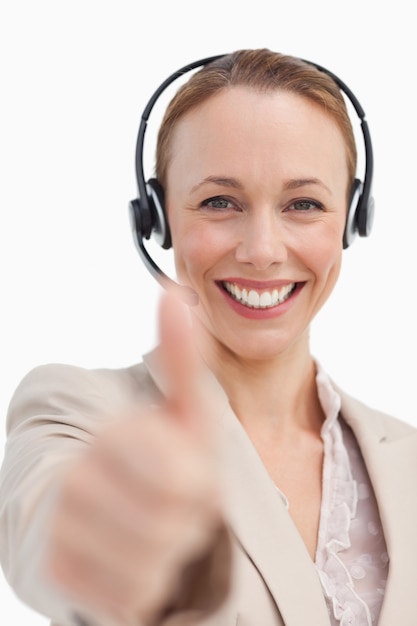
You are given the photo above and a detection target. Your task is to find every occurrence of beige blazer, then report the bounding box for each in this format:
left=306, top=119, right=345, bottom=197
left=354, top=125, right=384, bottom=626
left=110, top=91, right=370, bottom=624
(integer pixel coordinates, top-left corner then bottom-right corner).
left=1, top=350, right=417, bottom=626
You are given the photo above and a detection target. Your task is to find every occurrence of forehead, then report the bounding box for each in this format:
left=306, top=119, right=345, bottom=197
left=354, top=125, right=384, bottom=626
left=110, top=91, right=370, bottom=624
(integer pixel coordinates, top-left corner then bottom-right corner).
left=167, top=86, right=348, bottom=189
left=171, top=85, right=343, bottom=136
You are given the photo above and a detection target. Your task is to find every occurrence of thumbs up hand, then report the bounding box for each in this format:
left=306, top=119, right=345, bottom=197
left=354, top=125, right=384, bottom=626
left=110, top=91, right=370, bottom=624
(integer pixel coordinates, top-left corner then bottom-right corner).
left=47, top=292, right=223, bottom=626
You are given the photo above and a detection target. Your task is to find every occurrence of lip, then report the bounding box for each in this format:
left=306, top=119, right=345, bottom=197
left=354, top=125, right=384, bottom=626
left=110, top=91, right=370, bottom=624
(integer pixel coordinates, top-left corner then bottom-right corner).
left=219, top=277, right=297, bottom=290
left=216, top=279, right=304, bottom=320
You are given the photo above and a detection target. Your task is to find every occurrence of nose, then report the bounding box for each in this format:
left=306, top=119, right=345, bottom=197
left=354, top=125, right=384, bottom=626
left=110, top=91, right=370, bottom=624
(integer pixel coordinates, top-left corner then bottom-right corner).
left=235, top=207, right=288, bottom=270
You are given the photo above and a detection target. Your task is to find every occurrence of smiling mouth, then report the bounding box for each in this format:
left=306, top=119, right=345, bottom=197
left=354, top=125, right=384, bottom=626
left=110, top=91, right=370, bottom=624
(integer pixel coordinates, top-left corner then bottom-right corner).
left=221, top=281, right=297, bottom=309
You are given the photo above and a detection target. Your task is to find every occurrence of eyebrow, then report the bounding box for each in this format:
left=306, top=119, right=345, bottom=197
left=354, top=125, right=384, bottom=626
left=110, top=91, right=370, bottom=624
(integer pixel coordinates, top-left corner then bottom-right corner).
left=190, top=175, right=331, bottom=194
left=283, top=178, right=331, bottom=193
left=190, top=176, right=244, bottom=193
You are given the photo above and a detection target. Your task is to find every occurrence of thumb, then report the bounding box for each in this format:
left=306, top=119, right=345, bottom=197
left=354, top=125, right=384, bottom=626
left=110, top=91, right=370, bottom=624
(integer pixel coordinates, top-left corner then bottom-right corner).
left=157, top=290, right=207, bottom=434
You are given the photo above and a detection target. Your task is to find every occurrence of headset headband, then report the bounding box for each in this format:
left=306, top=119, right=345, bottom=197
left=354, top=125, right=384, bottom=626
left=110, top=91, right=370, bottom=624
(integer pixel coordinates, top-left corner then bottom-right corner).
left=129, top=52, right=375, bottom=303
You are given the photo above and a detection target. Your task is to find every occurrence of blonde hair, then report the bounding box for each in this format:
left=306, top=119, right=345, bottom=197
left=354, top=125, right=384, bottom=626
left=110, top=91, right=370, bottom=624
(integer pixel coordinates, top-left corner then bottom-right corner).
left=155, top=49, right=356, bottom=192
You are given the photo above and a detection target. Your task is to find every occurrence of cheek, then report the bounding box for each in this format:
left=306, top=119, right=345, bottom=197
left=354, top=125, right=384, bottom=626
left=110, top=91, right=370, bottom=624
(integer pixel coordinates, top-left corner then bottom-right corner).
left=300, top=226, right=343, bottom=284
left=315, top=244, right=343, bottom=298
left=171, top=225, right=220, bottom=284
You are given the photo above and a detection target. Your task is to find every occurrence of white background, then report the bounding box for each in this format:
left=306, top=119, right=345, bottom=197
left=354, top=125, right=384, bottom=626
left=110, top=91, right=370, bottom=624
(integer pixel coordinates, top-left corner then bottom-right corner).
left=1, top=1, right=416, bottom=623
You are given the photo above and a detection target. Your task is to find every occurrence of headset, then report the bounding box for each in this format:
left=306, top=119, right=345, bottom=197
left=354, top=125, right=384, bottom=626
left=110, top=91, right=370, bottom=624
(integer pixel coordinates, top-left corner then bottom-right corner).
left=129, top=53, right=375, bottom=304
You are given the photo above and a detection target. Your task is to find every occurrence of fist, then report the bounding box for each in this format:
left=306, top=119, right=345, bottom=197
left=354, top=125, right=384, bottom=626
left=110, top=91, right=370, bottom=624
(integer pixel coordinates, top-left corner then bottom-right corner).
left=47, top=292, right=223, bottom=625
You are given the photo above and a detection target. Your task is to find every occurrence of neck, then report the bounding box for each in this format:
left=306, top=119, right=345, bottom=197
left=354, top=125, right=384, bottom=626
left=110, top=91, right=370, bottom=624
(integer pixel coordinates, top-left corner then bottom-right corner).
left=197, top=329, right=324, bottom=435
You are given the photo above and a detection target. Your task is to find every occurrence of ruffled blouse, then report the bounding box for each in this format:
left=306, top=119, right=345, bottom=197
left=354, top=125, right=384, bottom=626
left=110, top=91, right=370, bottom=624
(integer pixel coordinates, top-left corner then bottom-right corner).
left=315, top=365, right=389, bottom=625
left=278, top=364, right=389, bottom=625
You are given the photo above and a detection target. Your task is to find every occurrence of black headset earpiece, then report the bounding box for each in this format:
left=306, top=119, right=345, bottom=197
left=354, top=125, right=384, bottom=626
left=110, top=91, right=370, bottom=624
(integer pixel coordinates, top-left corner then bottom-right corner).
left=143, top=177, right=171, bottom=249
left=343, top=177, right=375, bottom=249
left=128, top=177, right=170, bottom=248
left=129, top=53, right=374, bottom=298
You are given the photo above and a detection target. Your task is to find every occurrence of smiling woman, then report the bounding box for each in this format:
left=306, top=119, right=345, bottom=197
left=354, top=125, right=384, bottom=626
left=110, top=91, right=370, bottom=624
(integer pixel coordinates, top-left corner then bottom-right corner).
left=165, top=86, right=348, bottom=359
left=1, top=49, right=416, bottom=626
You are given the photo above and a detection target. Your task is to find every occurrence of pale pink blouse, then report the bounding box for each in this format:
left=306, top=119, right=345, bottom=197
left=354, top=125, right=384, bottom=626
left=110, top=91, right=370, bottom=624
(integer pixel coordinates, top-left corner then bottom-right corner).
left=278, top=364, right=389, bottom=625
left=316, top=365, right=389, bottom=625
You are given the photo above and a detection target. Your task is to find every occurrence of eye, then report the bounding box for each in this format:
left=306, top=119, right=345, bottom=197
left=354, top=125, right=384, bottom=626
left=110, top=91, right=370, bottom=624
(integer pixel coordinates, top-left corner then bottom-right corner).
left=288, top=198, right=324, bottom=212
left=200, top=196, right=239, bottom=211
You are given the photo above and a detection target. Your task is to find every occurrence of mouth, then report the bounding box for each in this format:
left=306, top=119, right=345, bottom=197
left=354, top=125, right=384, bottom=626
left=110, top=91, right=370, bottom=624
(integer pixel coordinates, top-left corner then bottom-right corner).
left=221, top=281, right=297, bottom=309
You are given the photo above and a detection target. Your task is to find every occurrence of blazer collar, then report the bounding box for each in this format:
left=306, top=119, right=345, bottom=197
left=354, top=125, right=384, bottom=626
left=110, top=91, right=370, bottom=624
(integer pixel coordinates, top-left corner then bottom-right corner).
left=338, top=387, right=417, bottom=626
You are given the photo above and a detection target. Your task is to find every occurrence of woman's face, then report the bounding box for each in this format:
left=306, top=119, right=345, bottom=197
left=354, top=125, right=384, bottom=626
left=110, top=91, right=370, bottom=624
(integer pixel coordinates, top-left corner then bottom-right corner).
left=165, top=87, right=349, bottom=362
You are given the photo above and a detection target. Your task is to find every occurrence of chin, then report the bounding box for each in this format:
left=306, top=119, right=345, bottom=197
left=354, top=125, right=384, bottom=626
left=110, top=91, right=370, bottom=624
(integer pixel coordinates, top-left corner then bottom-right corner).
left=226, top=333, right=298, bottom=362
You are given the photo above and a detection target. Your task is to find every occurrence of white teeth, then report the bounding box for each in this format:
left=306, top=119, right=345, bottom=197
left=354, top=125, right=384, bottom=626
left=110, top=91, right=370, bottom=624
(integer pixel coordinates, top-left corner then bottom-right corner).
left=260, top=291, right=272, bottom=307
left=223, top=282, right=296, bottom=309
left=248, top=290, right=259, bottom=306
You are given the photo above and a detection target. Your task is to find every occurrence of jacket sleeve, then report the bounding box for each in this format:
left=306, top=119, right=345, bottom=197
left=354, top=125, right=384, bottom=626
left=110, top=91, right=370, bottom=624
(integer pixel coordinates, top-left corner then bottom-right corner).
left=0, top=362, right=232, bottom=626
left=0, top=363, right=133, bottom=625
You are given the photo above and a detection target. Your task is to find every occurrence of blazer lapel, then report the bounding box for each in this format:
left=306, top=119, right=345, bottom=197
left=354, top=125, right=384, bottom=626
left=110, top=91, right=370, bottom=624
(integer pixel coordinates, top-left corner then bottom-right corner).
left=339, top=390, right=417, bottom=625
left=215, top=400, right=331, bottom=625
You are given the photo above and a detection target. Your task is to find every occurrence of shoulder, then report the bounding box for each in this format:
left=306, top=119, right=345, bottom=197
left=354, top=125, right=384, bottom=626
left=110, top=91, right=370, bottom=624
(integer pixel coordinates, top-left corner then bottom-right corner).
left=6, top=355, right=162, bottom=435
left=335, top=383, right=416, bottom=441
left=315, top=361, right=416, bottom=440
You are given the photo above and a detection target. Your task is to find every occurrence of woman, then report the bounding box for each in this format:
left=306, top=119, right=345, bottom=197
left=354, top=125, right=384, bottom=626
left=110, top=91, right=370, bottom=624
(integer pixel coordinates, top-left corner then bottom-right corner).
left=1, top=49, right=416, bottom=626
